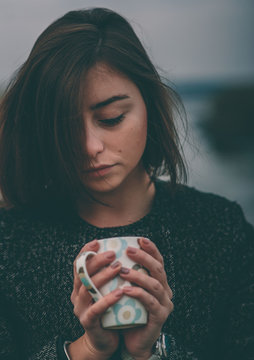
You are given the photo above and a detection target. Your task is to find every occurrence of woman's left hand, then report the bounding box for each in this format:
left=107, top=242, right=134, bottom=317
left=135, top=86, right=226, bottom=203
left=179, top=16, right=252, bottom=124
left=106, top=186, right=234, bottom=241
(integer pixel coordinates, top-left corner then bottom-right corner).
left=119, top=237, right=174, bottom=360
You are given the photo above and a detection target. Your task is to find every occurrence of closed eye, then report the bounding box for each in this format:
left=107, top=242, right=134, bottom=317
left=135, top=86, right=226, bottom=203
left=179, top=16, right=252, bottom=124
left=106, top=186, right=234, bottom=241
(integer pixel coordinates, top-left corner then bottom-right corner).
left=99, top=114, right=125, bottom=127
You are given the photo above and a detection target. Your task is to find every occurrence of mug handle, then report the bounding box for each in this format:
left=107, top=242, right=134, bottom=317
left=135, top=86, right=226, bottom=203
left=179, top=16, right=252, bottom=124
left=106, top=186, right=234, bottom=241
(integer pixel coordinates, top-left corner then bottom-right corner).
left=76, top=251, right=103, bottom=303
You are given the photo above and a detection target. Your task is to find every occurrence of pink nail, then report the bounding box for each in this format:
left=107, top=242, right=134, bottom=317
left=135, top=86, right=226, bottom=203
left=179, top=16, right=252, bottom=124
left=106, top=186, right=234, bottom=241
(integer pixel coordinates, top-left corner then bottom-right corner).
left=120, top=267, right=130, bottom=274
left=142, top=238, right=150, bottom=245
left=111, top=261, right=121, bottom=269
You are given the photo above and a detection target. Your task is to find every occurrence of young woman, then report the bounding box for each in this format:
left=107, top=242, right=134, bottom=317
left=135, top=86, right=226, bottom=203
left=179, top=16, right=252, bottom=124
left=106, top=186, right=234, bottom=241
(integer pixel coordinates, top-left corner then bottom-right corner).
left=0, top=8, right=253, bottom=360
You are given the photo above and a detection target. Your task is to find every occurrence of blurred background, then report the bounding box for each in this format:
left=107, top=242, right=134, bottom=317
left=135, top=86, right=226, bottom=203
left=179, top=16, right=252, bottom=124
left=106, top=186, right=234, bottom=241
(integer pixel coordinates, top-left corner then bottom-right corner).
left=0, top=0, right=254, bottom=224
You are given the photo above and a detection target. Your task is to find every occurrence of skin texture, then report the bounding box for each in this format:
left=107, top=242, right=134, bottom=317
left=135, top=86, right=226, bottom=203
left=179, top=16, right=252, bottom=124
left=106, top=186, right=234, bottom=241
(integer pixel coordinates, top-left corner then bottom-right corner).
left=69, top=63, right=174, bottom=360
left=81, top=62, right=148, bottom=195
left=77, top=62, right=155, bottom=228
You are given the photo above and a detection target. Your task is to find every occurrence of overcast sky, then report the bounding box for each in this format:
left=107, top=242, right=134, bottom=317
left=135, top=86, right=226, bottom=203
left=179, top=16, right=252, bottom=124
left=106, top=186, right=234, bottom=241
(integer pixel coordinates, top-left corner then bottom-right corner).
left=0, top=0, right=254, bottom=86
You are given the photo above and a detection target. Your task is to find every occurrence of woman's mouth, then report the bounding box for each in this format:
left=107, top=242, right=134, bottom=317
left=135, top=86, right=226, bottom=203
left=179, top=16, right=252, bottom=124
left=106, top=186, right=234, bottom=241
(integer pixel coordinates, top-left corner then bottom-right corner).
left=84, top=164, right=115, bottom=177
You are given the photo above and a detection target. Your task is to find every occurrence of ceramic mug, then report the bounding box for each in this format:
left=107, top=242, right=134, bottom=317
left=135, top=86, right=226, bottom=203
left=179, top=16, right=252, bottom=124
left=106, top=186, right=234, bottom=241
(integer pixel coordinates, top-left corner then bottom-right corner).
left=76, top=236, right=148, bottom=329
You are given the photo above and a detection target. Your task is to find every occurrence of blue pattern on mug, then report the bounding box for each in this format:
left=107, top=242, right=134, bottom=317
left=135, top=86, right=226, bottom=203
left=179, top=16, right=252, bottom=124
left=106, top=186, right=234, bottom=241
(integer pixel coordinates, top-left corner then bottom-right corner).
left=112, top=298, right=142, bottom=325
left=81, top=276, right=91, bottom=288
left=102, top=237, right=128, bottom=258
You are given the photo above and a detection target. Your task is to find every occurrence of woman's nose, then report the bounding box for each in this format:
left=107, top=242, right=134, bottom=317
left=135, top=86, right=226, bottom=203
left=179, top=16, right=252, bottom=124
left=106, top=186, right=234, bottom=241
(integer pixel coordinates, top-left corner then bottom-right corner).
left=85, top=126, right=104, bottom=158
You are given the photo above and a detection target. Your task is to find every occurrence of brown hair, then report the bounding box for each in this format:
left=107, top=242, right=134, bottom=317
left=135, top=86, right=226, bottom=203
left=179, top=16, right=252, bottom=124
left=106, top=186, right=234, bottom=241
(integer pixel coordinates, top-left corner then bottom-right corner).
left=0, top=8, right=187, bottom=215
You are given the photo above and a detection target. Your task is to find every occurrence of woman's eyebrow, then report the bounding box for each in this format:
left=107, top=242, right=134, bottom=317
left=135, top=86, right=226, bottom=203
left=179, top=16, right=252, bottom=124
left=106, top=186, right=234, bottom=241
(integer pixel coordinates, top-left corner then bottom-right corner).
left=90, top=95, right=130, bottom=110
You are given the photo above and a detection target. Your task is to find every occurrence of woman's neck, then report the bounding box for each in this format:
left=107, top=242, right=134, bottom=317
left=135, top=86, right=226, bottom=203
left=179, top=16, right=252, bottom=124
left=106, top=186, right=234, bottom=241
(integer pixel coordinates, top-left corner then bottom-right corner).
left=77, top=171, right=155, bottom=228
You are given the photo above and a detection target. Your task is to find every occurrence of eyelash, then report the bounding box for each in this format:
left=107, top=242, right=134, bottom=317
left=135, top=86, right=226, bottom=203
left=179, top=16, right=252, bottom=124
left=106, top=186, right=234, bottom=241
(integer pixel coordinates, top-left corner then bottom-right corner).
left=99, top=114, right=125, bottom=127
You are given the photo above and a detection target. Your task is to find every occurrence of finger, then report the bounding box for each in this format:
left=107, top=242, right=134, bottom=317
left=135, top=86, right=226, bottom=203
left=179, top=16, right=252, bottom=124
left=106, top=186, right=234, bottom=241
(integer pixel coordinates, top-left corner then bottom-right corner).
left=85, top=251, right=117, bottom=277
left=80, top=289, right=124, bottom=330
left=119, top=268, right=170, bottom=305
left=77, top=260, right=122, bottom=303
left=138, top=237, right=164, bottom=264
left=74, top=244, right=116, bottom=282
left=72, top=261, right=122, bottom=307
left=138, top=239, right=173, bottom=298
left=72, top=285, right=94, bottom=318
left=126, top=247, right=167, bottom=286
left=89, top=261, right=122, bottom=290
left=71, top=248, right=120, bottom=303
left=122, top=286, right=174, bottom=323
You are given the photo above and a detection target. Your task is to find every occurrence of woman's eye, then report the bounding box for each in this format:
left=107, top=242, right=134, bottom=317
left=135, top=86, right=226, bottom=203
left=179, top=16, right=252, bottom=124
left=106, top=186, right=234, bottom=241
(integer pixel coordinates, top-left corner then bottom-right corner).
left=99, top=114, right=125, bottom=127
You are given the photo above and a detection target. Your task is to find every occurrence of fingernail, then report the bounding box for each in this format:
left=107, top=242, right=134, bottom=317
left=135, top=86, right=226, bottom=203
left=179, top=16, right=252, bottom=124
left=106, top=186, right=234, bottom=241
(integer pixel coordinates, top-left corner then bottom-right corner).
left=127, top=247, right=137, bottom=254
left=120, top=267, right=130, bottom=274
left=111, top=261, right=121, bottom=269
left=105, top=251, right=115, bottom=260
left=141, top=237, right=150, bottom=245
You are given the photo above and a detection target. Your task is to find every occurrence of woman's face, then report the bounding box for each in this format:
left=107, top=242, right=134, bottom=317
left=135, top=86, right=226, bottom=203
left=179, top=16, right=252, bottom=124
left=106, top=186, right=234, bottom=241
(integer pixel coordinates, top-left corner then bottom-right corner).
left=81, top=63, right=148, bottom=194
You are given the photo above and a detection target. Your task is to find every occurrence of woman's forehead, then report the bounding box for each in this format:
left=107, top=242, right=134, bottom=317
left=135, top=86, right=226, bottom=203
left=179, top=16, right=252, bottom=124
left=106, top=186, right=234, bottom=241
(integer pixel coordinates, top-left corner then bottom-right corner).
left=82, top=63, right=138, bottom=110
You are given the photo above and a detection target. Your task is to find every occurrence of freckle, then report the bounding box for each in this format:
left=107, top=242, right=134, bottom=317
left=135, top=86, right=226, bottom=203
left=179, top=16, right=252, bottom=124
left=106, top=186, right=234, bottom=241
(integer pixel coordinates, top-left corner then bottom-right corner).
left=118, top=149, right=122, bottom=153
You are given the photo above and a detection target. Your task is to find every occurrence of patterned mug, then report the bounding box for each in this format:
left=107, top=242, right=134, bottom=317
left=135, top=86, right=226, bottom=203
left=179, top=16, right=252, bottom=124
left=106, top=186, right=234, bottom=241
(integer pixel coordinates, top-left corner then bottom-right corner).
left=76, top=236, right=148, bottom=329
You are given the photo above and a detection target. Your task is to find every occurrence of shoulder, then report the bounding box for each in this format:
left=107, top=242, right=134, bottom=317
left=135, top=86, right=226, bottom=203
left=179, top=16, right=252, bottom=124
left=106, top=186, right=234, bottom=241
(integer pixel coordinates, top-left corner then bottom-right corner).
left=155, top=180, right=254, bottom=275
left=155, top=180, right=254, bottom=258
left=0, top=207, right=24, bottom=234
left=0, top=207, right=35, bottom=256
left=0, top=207, right=33, bottom=233
left=155, top=179, right=247, bottom=229
left=0, top=206, right=56, bottom=253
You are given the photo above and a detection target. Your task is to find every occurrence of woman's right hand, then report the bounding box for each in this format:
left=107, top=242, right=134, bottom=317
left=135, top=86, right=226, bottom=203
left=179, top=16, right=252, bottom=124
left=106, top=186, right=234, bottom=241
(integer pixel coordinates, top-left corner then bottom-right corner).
left=69, top=239, right=123, bottom=360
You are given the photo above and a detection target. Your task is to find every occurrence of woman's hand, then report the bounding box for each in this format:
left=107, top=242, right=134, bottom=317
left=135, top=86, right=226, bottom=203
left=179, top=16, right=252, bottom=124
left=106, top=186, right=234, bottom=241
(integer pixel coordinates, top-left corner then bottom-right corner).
left=69, top=240, right=123, bottom=360
left=119, top=237, right=174, bottom=360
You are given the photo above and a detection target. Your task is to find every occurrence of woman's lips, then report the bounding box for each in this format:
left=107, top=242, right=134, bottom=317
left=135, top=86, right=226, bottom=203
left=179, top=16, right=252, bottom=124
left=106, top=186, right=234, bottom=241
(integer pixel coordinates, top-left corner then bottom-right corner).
left=84, top=165, right=115, bottom=177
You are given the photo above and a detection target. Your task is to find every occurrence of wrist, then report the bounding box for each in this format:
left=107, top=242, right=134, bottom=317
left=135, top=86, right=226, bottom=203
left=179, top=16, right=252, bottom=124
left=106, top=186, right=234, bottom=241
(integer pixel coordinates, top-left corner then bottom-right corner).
left=121, top=332, right=170, bottom=360
left=67, top=335, right=114, bottom=360
left=82, top=334, right=114, bottom=360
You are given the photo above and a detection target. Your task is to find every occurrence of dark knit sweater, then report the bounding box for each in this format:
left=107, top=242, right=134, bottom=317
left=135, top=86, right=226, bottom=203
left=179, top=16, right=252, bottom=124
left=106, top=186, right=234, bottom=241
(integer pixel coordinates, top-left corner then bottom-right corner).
left=0, top=181, right=253, bottom=360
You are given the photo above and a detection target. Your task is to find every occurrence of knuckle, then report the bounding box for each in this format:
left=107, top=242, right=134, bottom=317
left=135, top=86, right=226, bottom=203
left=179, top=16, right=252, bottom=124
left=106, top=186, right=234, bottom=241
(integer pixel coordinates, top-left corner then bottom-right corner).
left=80, top=312, right=89, bottom=328
left=153, top=279, right=163, bottom=292
left=134, top=286, right=143, bottom=297
left=103, top=294, right=115, bottom=308
left=168, top=288, right=173, bottom=300
left=70, top=291, right=75, bottom=305
left=156, top=263, right=164, bottom=274
left=73, top=305, right=79, bottom=318
left=149, top=296, right=157, bottom=307
left=160, top=255, right=164, bottom=266
left=162, top=309, right=170, bottom=321
left=168, top=300, right=174, bottom=313
left=80, top=307, right=97, bottom=329
left=88, top=305, right=101, bottom=321
left=73, top=260, right=77, bottom=274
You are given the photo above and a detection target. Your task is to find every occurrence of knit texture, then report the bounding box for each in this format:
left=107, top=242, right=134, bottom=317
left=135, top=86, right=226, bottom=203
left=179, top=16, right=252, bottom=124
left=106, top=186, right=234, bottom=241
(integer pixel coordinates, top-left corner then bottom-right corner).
left=0, top=180, right=253, bottom=359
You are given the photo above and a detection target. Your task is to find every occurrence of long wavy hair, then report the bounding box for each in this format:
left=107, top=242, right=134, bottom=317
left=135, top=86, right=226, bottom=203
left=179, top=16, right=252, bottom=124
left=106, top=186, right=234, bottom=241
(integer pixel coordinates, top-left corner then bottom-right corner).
left=0, top=7, right=187, bottom=215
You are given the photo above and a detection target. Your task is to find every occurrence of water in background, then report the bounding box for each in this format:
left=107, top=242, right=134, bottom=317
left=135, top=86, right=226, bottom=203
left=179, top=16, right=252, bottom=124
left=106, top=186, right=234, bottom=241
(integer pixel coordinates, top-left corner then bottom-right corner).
left=176, top=82, right=254, bottom=225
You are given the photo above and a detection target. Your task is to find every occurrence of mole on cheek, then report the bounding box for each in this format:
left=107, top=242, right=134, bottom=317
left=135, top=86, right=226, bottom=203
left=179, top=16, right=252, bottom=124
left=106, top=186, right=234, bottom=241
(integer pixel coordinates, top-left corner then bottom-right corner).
left=118, top=149, right=122, bottom=153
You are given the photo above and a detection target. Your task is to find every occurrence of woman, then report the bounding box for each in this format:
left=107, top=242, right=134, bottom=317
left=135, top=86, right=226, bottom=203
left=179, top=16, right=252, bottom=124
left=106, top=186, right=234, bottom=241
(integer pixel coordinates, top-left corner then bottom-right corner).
left=0, top=8, right=253, bottom=360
